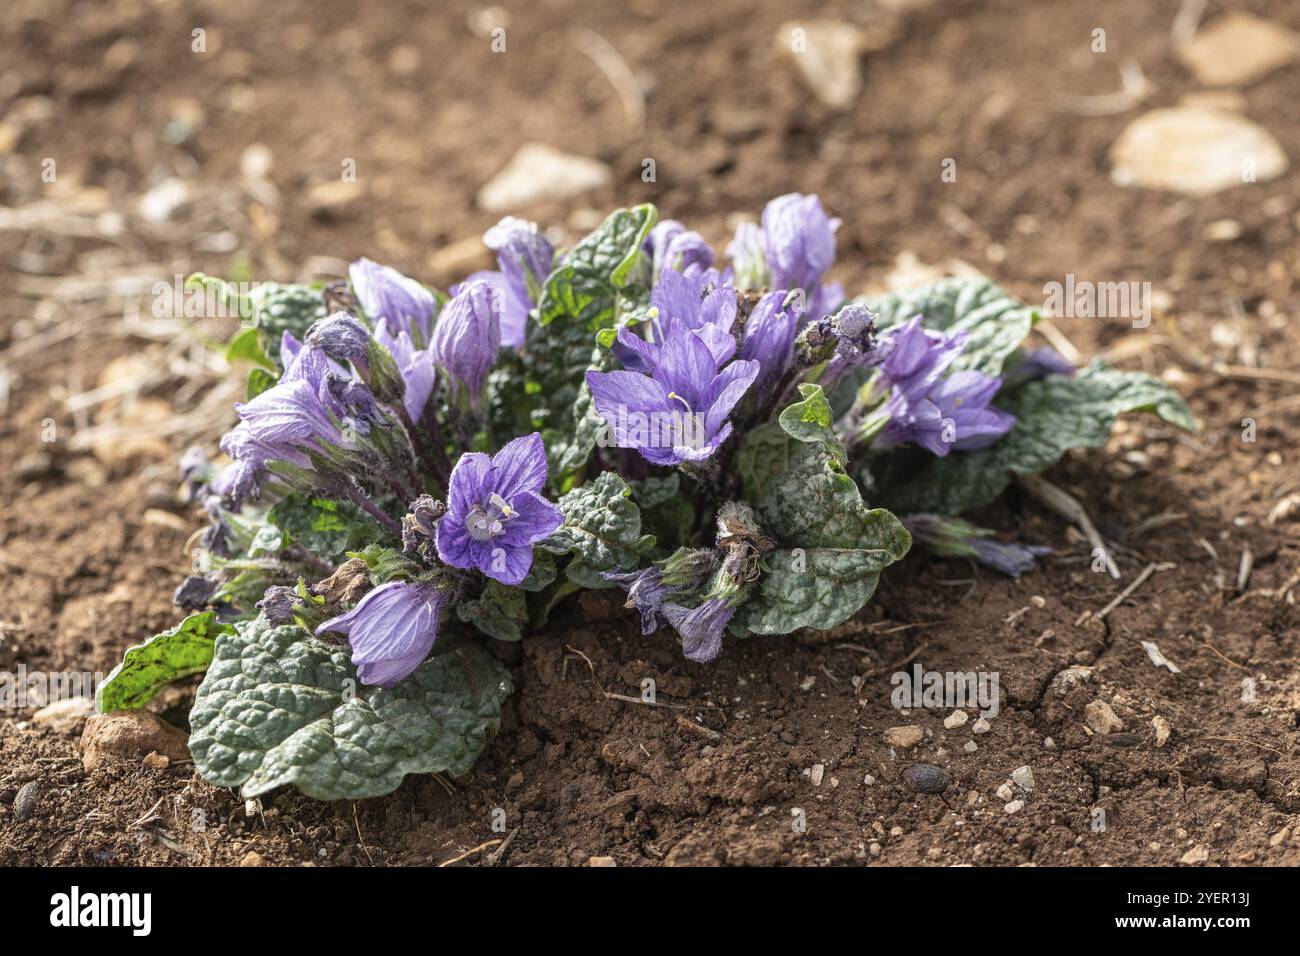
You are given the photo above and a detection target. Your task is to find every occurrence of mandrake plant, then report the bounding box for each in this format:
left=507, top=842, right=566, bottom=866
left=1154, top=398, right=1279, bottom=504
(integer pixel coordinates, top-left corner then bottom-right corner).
left=97, top=194, right=1196, bottom=800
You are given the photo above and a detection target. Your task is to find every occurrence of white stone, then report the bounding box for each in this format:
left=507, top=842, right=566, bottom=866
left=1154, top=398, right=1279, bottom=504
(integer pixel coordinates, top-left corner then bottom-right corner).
left=996, top=782, right=1014, bottom=802
left=810, top=763, right=825, bottom=787
left=1004, top=799, right=1025, bottom=814
left=776, top=20, right=863, bottom=109
left=31, top=696, right=95, bottom=732
left=943, top=709, right=968, bottom=729
left=972, top=717, right=991, bottom=735
left=1110, top=107, right=1287, bottom=196
left=1011, top=766, right=1036, bottom=791
left=1177, top=13, right=1299, bottom=87
left=477, top=144, right=611, bottom=213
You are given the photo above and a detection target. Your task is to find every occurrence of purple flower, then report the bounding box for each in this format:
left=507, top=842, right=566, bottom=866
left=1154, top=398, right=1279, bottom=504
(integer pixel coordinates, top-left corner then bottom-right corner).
left=435, top=432, right=563, bottom=585
left=740, top=290, right=799, bottom=389
left=453, top=217, right=554, bottom=349
left=902, top=514, right=1050, bottom=579
left=430, top=281, right=501, bottom=405
left=878, top=316, right=967, bottom=402
left=602, top=567, right=678, bottom=635
left=587, top=319, right=760, bottom=466
left=726, top=221, right=769, bottom=291
left=280, top=330, right=303, bottom=367
left=645, top=220, right=715, bottom=279
left=173, top=575, right=217, bottom=610
left=374, top=323, right=434, bottom=422
left=662, top=598, right=733, bottom=662
left=349, top=258, right=437, bottom=341
left=306, top=312, right=371, bottom=369
left=970, top=538, right=1053, bottom=578
left=623, top=270, right=738, bottom=369
left=761, top=193, right=840, bottom=293
left=1002, top=346, right=1075, bottom=388
left=317, top=580, right=445, bottom=687
left=878, top=369, right=1015, bottom=455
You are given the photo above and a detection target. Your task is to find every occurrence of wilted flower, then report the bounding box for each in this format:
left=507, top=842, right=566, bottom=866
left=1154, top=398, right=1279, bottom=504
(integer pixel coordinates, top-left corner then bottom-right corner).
left=877, top=316, right=967, bottom=402
left=602, top=566, right=677, bottom=634
left=402, top=494, right=446, bottom=560
left=430, top=281, right=501, bottom=405
left=256, top=585, right=302, bottom=625
left=587, top=318, right=760, bottom=466
left=349, top=258, right=437, bottom=341
left=173, top=575, right=217, bottom=610
left=902, top=514, right=1051, bottom=579
left=435, top=432, right=563, bottom=585
left=1002, top=346, right=1075, bottom=388
left=316, top=580, right=445, bottom=687
left=662, top=598, right=734, bottom=662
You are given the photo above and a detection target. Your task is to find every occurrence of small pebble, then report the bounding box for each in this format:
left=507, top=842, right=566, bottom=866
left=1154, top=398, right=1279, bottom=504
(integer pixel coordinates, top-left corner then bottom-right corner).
left=972, top=718, right=991, bottom=734
left=902, top=763, right=949, bottom=794
left=1153, top=716, right=1172, bottom=748
left=810, top=763, right=825, bottom=787
left=1043, top=737, right=1055, bottom=749
left=864, top=774, right=876, bottom=786
left=943, top=709, right=968, bottom=729
left=13, top=781, right=41, bottom=822
left=869, top=842, right=881, bottom=857
left=1084, top=700, right=1124, bottom=735
left=143, top=751, right=171, bottom=770
left=995, top=782, right=1014, bottom=802
left=883, top=725, right=923, bottom=749
left=1011, top=766, right=1035, bottom=791
left=890, top=826, right=904, bottom=837
left=1269, top=828, right=1290, bottom=847
left=1004, top=799, right=1025, bottom=814
left=963, top=741, right=978, bottom=753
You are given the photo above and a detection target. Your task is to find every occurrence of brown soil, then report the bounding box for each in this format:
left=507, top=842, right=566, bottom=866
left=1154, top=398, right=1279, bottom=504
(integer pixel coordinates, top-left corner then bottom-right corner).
left=1, top=0, right=1297, bottom=866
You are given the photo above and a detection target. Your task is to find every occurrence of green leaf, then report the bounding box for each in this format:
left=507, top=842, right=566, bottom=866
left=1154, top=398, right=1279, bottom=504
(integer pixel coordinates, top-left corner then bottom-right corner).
left=543, top=471, right=653, bottom=579
left=97, top=612, right=233, bottom=712
left=245, top=366, right=278, bottom=400
left=270, top=494, right=384, bottom=563
left=536, top=204, right=656, bottom=328
left=456, top=581, right=528, bottom=642
left=225, top=325, right=276, bottom=371
left=733, top=426, right=911, bottom=635
left=778, top=383, right=847, bottom=467
left=863, top=276, right=1040, bottom=377
left=347, top=544, right=420, bottom=584
left=189, top=617, right=512, bottom=799
left=250, top=283, right=327, bottom=359
left=876, top=362, right=1199, bottom=515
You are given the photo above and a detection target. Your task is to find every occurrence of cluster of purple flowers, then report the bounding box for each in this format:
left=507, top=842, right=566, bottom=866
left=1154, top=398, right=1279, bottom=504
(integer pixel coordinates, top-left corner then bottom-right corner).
left=191, top=191, right=1066, bottom=683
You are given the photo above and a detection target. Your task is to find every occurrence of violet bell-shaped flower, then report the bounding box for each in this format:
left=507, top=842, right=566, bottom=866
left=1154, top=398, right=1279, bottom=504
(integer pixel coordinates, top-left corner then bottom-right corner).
left=645, top=219, right=715, bottom=279
left=762, top=192, right=840, bottom=294
left=602, top=566, right=678, bottom=635
left=316, top=580, right=446, bottom=687
left=373, top=322, right=435, bottom=422
left=452, top=216, right=554, bottom=349
left=435, top=432, right=563, bottom=586
left=349, top=258, right=437, bottom=342
left=587, top=316, right=760, bottom=467
left=430, top=280, right=501, bottom=406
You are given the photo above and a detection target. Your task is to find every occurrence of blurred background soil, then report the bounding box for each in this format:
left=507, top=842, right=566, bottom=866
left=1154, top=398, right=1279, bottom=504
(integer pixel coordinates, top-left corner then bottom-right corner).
left=0, top=0, right=1298, bottom=865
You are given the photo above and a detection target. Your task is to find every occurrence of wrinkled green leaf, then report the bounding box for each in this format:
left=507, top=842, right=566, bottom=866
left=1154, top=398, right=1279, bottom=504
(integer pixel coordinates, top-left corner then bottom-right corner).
left=779, top=382, right=847, bottom=467
left=270, top=494, right=384, bottom=563
left=456, top=581, right=528, bottom=642
left=734, top=424, right=910, bottom=634
left=97, top=612, right=233, bottom=712
left=536, top=204, right=656, bottom=329
left=543, top=472, right=653, bottom=582
left=189, top=616, right=512, bottom=799
left=250, top=282, right=327, bottom=359
left=245, top=366, right=278, bottom=400
left=876, top=362, right=1198, bottom=515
